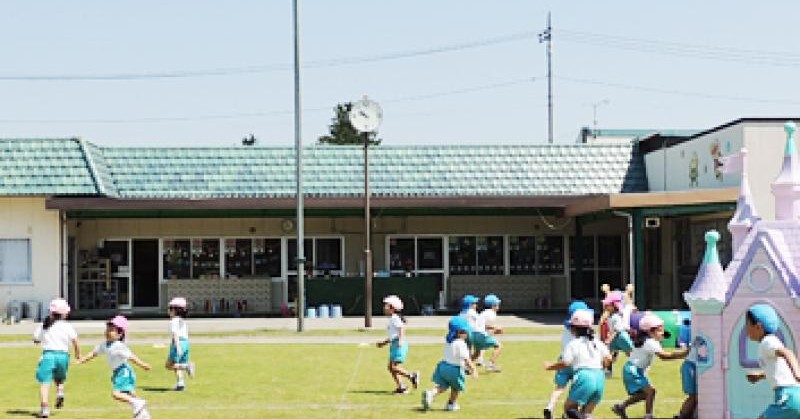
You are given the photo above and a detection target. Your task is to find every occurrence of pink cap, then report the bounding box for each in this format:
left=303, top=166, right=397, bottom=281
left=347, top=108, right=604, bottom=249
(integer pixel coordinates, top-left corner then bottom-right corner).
left=569, top=309, right=594, bottom=327
left=382, top=295, right=403, bottom=311
left=169, top=297, right=188, bottom=308
left=638, top=313, right=664, bottom=331
left=602, top=291, right=624, bottom=309
left=107, top=315, right=129, bottom=331
left=49, top=298, right=71, bottom=315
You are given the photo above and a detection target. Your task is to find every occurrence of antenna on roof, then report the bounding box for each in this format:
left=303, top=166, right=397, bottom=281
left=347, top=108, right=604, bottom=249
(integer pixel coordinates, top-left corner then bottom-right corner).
left=241, top=134, right=257, bottom=146
left=538, top=12, right=553, bottom=144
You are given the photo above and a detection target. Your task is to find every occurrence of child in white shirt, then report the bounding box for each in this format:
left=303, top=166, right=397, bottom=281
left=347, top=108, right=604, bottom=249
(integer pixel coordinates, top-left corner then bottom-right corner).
left=544, top=300, right=590, bottom=419
left=376, top=295, right=419, bottom=394
left=76, top=315, right=152, bottom=419
left=421, top=316, right=477, bottom=412
left=545, top=308, right=612, bottom=419
left=32, top=298, right=80, bottom=418
left=165, top=297, right=195, bottom=391
left=612, top=313, right=688, bottom=419
left=744, top=304, right=800, bottom=419
left=471, top=294, right=503, bottom=372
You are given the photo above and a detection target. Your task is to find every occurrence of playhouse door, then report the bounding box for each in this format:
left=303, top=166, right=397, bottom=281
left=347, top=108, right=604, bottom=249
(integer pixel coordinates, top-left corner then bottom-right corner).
left=726, top=311, right=795, bottom=419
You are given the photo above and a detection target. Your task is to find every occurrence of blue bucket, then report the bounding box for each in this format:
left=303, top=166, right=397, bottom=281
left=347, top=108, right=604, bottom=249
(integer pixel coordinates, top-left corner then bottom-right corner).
left=318, top=305, right=330, bottom=318
left=306, top=307, right=317, bottom=318
left=331, top=305, right=342, bottom=318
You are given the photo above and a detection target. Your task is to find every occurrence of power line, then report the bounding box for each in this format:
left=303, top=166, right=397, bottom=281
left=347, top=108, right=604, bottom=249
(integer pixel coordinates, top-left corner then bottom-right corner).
left=0, top=31, right=538, bottom=82
left=0, top=77, right=538, bottom=124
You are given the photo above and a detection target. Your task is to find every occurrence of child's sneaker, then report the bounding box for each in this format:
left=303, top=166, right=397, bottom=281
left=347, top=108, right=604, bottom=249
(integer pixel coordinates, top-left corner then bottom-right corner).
left=611, top=403, right=628, bottom=419
left=55, top=395, right=64, bottom=409
left=393, top=387, right=410, bottom=395
left=486, top=362, right=502, bottom=372
left=421, top=390, right=433, bottom=411
left=38, top=407, right=50, bottom=418
left=564, top=408, right=585, bottom=419
left=445, top=402, right=460, bottom=411
left=131, top=399, right=147, bottom=417
left=410, top=371, right=420, bottom=389
left=543, top=407, right=553, bottom=419
left=136, top=408, right=152, bottom=419
left=187, top=362, right=196, bottom=378
left=175, top=383, right=185, bottom=391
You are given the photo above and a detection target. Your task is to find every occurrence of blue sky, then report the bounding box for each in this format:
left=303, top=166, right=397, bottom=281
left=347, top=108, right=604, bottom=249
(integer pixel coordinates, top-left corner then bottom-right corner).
left=0, top=1, right=797, bottom=147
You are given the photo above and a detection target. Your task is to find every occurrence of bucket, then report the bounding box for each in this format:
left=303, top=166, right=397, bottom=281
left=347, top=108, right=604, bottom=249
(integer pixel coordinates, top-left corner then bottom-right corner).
left=318, top=305, right=330, bottom=318
left=7, top=300, right=21, bottom=322
left=23, top=301, right=41, bottom=321
left=331, top=304, right=342, bottom=318
left=306, top=307, right=317, bottom=318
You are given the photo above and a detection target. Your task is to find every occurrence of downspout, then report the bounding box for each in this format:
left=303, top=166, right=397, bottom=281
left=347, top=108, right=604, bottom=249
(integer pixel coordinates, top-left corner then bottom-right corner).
left=60, top=211, right=67, bottom=298
left=612, top=210, right=635, bottom=291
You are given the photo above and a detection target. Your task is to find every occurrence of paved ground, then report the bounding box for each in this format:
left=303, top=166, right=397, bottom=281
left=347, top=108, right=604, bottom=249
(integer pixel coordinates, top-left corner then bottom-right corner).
left=0, top=314, right=564, bottom=347
left=0, top=314, right=564, bottom=335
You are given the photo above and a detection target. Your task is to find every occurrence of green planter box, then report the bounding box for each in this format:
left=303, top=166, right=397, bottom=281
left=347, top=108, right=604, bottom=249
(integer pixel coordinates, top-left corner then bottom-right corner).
left=306, top=276, right=439, bottom=315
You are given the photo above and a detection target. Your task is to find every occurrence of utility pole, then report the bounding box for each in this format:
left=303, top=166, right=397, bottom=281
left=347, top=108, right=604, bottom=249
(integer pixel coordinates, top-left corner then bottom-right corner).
left=539, top=12, right=553, bottom=144
left=292, top=0, right=306, bottom=332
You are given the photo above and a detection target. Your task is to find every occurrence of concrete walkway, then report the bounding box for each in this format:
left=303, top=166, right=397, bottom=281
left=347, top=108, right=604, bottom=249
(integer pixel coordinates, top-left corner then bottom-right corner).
left=0, top=314, right=563, bottom=335
left=0, top=314, right=564, bottom=347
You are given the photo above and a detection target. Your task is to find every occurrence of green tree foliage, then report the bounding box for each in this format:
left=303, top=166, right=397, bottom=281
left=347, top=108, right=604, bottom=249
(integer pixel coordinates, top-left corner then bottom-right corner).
left=317, top=102, right=381, bottom=145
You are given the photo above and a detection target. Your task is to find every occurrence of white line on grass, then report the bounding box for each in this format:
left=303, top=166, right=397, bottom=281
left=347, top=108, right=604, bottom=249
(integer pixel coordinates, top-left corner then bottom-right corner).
left=334, top=344, right=366, bottom=418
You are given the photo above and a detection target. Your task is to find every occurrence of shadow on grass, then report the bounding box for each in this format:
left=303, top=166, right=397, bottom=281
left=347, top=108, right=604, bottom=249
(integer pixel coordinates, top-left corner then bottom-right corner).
left=347, top=389, right=396, bottom=396
left=5, top=410, right=38, bottom=417
left=140, top=386, right=176, bottom=393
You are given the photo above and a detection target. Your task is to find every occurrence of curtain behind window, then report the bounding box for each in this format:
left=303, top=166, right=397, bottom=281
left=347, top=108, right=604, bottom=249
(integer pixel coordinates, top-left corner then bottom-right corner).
left=0, top=239, right=31, bottom=283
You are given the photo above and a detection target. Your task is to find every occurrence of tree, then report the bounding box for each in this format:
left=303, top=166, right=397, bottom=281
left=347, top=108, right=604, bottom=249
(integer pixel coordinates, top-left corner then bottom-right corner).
left=317, top=102, right=381, bottom=146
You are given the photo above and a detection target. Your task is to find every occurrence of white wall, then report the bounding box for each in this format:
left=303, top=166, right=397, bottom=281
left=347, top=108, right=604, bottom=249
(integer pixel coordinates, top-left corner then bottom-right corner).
left=743, top=123, right=795, bottom=221
left=0, top=198, right=61, bottom=314
left=645, top=124, right=744, bottom=192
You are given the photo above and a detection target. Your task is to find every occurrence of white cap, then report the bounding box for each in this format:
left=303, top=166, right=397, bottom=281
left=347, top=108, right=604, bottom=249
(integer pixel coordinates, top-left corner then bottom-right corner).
left=382, top=295, right=403, bottom=311
left=169, top=297, right=188, bottom=308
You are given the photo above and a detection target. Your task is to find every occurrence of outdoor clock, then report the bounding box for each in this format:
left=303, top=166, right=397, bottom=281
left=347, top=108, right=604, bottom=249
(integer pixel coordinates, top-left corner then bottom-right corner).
left=348, top=97, right=383, bottom=133
left=281, top=218, right=295, bottom=233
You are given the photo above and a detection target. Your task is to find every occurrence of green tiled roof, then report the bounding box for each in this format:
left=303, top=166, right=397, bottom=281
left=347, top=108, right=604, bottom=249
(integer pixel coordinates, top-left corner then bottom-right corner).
left=0, top=141, right=647, bottom=198
left=0, top=139, right=98, bottom=196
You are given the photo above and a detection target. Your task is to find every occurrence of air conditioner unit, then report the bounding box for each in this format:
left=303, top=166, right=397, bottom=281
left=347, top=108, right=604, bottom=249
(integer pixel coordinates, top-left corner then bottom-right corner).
left=644, top=217, right=661, bottom=229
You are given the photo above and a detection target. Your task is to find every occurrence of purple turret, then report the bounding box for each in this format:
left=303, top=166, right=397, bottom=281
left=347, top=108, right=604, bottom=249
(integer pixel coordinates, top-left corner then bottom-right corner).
left=771, top=122, right=800, bottom=221
left=728, top=148, right=759, bottom=252
left=683, top=230, right=727, bottom=313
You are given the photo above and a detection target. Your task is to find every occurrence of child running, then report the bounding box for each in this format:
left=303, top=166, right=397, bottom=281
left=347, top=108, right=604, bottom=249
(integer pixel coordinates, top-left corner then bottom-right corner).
left=32, top=298, right=80, bottom=418
left=602, top=291, right=633, bottom=377
left=545, top=308, right=611, bottom=419
left=165, top=297, right=195, bottom=391
left=421, top=316, right=478, bottom=411
left=744, top=304, right=800, bottom=418
left=471, top=294, right=503, bottom=372
left=76, top=315, right=152, bottom=419
left=544, top=300, right=590, bottom=419
left=376, top=295, right=419, bottom=394
left=612, top=313, right=689, bottom=419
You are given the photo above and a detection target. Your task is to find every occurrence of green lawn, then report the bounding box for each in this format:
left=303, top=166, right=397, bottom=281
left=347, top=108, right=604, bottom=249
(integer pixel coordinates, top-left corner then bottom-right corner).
left=1, top=342, right=688, bottom=418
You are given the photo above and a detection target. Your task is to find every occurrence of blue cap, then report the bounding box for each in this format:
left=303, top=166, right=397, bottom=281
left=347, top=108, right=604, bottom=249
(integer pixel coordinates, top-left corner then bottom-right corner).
left=484, top=294, right=501, bottom=307
left=461, top=295, right=479, bottom=310
left=446, top=316, right=471, bottom=343
left=748, top=304, right=779, bottom=334
left=565, top=300, right=590, bottom=328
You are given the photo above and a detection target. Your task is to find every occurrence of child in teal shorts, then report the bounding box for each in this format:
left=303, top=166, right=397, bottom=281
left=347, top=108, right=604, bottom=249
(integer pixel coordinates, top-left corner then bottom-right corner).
left=376, top=295, right=419, bottom=394
left=421, top=316, right=478, bottom=412
left=165, top=297, right=195, bottom=391
left=77, top=316, right=152, bottom=419
left=744, top=304, right=800, bottom=419
left=33, top=298, right=80, bottom=418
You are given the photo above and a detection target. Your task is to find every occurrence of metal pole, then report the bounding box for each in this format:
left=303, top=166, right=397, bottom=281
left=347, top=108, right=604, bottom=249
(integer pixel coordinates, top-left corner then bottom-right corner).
left=539, top=12, right=553, bottom=144
left=292, top=0, right=305, bottom=332
left=364, top=131, right=373, bottom=328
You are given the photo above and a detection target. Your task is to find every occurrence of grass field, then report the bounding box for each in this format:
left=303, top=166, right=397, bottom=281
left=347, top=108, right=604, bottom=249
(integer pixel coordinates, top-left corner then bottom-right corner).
left=0, top=341, right=688, bottom=418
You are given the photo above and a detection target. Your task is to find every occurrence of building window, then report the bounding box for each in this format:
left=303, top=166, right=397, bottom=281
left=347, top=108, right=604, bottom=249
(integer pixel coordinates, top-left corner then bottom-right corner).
left=162, top=239, right=190, bottom=279
left=449, top=236, right=503, bottom=275
left=537, top=236, right=565, bottom=275
left=224, top=239, right=253, bottom=279
left=388, top=236, right=445, bottom=291
left=509, top=236, right=536, bottom=275
left=0, top=239, right=31, bottom=283
left=191, top=239, right=221, bottom=279
left=253, top=238, right=281, bottom=277
left=389, top=238, right=415, bottom=272
left=417, top=238, right=444, bottom=270
left=569, top=235, right=623, bottom=300
left=315, top=238, right=342, bottom=273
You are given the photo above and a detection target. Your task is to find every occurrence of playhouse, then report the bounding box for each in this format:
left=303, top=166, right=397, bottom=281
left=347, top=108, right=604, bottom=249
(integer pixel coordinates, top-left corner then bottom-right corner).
left=683, top=122, right=800, bottom=418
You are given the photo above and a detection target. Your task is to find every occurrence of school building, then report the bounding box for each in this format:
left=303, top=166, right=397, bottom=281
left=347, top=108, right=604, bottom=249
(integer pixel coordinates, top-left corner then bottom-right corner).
left=0, top=118, right=793, bottom=316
